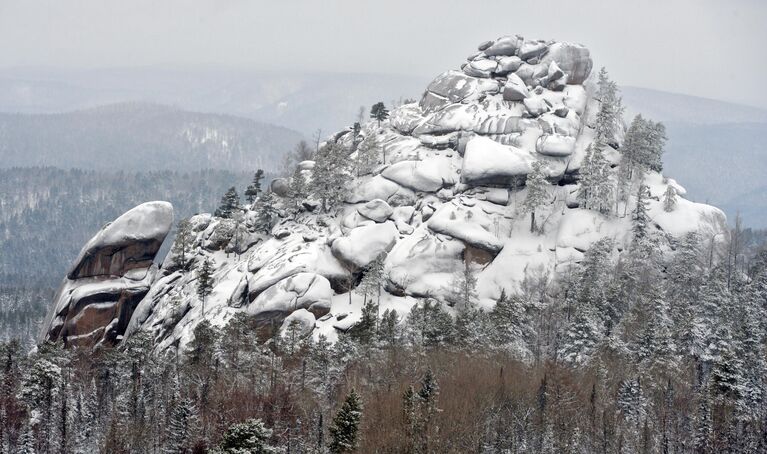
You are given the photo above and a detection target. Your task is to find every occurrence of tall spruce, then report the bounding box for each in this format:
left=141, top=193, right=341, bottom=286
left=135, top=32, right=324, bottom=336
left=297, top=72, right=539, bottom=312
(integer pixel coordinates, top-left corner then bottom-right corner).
left=311, top=142, right=350, bottom=212
left=171, top=218, right=194, bottom=270
left=244, top=169, right=264, bottom=204
left=214, top=187, right=240, bottom=219
left=197, top=258, right=214, bottom=317
left=523, top=161, right=549, bottom=233
left=329, top=389, right=363, bottom=454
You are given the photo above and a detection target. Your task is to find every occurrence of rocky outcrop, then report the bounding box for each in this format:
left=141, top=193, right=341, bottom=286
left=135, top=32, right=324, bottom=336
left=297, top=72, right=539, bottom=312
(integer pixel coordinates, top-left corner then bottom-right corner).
left=39, top=34, right=728, bottom=357
left=39, top=201, right=173, bottom=347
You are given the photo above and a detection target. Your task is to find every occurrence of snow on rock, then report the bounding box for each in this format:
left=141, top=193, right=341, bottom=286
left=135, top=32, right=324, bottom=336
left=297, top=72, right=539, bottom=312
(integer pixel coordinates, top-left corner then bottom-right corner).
left=381, top=156, right=458, bottom=192
left=357, top=199, right=394, bottom=222
left=484, top=35, right=522, bottom=57
left=539, top=42, right=593, bottom=85
left=40, top=201, right=174, bottom=348
left=427, top=202, right=504, bottom=253
left=420, top=70, right=500, bottom=112
left=346, top=175, right=415, bottom=206
left=386, top=225, right=465, bottom=299
left=280, top=309, right=316, bottom=339
left=502, top=73, right=529, bottom=102
left=331, top=221, right=399, bottom=269
left=248, top=273, right=332, bottom=320
left=496, top=56, right=523, bottom=75
left=536, top=134, right=576, bottom=157
left=523, top=96, right=550, bottom=117
left=68, top=201, right=173, bottom=279
left=247, top=232, right=346, bottom=298
left=461, top=136, right=534, bottom=185
left=555, top=209, right=629, bottom=252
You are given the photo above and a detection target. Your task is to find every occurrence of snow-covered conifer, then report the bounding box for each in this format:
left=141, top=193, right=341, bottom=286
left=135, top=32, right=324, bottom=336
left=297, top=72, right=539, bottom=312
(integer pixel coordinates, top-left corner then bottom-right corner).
left=523, top=161, right=549, bottom=233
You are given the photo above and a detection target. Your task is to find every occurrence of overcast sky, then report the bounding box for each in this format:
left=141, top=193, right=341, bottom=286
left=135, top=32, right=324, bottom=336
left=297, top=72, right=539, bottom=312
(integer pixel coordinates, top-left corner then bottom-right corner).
left=1, top=0, right=766, bottom=108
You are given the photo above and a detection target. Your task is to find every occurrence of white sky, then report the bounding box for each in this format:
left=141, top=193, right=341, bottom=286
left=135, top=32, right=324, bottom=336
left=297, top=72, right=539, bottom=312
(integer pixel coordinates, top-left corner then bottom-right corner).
left=1, top=0, right=766, bottom=107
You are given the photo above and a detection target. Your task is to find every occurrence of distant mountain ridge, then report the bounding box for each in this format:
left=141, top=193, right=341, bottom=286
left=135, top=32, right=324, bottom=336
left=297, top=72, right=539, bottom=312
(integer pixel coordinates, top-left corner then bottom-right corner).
left=2, top=69, right=767, bottom=225
left=621, top=86, right=767, bottom=124
left=0, top=102, right=303, bottom=172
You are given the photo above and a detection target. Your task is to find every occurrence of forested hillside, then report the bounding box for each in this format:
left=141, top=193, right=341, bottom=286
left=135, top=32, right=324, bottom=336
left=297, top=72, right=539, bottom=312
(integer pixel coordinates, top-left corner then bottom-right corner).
left=0, top=167, right=262, bottom=287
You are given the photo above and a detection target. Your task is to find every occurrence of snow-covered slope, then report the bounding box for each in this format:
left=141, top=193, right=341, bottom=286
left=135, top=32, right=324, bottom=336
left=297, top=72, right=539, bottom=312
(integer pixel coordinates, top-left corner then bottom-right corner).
left=40, top=35, right=728, bottom=354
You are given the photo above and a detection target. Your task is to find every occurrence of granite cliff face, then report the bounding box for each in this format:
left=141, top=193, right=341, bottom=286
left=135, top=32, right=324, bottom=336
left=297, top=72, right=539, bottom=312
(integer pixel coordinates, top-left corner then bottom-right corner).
left=39, top=201, right=173, bottom=347
left=40, top=35, right=726, bottom=355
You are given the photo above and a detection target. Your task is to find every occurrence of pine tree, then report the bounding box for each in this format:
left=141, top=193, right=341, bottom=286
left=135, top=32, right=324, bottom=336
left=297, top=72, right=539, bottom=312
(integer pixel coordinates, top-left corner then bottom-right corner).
left=523, top=161, right=549, bottom=233
left=253, top=190, right=278, bottom=234
left=632, top=184, right=650, bottom=243
left=452, top=262, right=478, bottom=310
left=406, top=299, right=455, bottom=348
left=402, top=385, right=418, bottom=454
left=355, top=134, right=380, bottom=176
left=311, top=142, right=351, bottom=212
left=328, top=389, right=363, bottom=454
left=244, top=169, right=264, bottom=204
left=215, top=187, right=241, bottom=219
left=356, top=253, right=386, bottom=305
left=164, top=396, right=197, bottom=454
left=288, top=166, right=307, bottom=208
left=621, top=114, right=667, bottom=177
left=171, top=218, right=194, bottom=270
left=377, top=309, right=400, bottom=348
left=594, top=67, right=624, bottom=146
left=197, top=258, right=214, bottom=317
left=350, top=300, right=377, bottom=345
left=415, top=370, right=440, bottom=453
left=490, top=291, right=529, bottom=348
left=16, top=423, right=36, bottom=454
left=578, top=142, right=613, bottom=215
left=213, top=418, right=277, bottom=454
left=370, top=102, right=389, bottom=127
left=351, top=122, right=362, bottom=151
left=663, top=185, right=677, bottom=212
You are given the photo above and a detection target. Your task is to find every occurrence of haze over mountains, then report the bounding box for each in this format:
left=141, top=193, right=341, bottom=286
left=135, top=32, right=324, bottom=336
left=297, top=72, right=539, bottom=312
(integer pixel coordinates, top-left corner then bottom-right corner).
left=1, top=68, right=766, bottom=226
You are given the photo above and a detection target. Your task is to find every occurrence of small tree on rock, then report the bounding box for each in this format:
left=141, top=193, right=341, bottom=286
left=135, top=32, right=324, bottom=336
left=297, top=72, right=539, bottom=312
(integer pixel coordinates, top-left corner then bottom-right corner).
left=215, top=187, right=240, bottom=219
left=311, top=142, right=350, bottom=212
left=523, top=162, right=549, bottom=233
left=171, top=218, right=194, bottom=270
left=244, top=169, right=264, bottom=204
left=355, top=134, right=380, bottom=176
left=197, top=258, right=214, bottom=317
left=370, top=102, right=389, bottom=127
left=663, top=185, right=677, bottom=212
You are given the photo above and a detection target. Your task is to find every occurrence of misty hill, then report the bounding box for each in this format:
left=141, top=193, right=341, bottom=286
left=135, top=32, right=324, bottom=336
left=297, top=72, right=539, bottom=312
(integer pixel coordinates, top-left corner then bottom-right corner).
left=621, top=86, right=767, bottom=124
left=0, top=68, right=427, bottom=136
left=0, top=102, right=303, bottom=172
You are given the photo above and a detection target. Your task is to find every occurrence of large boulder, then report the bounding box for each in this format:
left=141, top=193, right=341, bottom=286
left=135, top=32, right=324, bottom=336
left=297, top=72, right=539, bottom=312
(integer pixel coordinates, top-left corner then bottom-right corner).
left=331, top=221, right=399, bottom=269
left=496, top=56, right=523, bottom=75
left=420, top=70, right=499, bottom=112
left=461, top=137, right=534, bottom=186
left=39, top=202, right=174, bottom=347
left=502, top=73, right=529, bottom=102
left=247, top=272, right=332, bottom=320
left=357, top=199, right=393, bottom=223
left=539, top=42, right=593, bottom=85
left=484, top=35, right=522, bottom=57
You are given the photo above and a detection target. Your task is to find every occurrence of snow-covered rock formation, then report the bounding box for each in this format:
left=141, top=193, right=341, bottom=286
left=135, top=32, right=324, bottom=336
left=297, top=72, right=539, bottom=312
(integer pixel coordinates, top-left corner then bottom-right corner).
left=39, top=201, right=174, bottom=347
left=40, top=35, right=727, bottom=354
